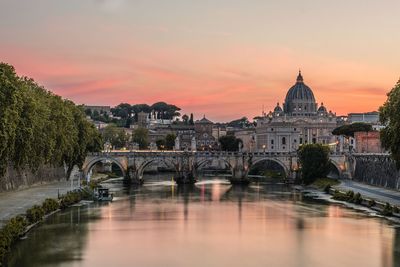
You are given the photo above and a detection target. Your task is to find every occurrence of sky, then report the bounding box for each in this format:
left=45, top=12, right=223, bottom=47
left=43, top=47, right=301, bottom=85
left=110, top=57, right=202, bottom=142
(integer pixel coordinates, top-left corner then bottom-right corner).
left=0, top=0, right=399, bottom=122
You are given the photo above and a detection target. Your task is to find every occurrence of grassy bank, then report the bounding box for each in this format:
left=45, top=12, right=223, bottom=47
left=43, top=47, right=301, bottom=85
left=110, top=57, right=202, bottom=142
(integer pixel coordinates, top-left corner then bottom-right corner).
left=329, top=189, right=400, bottom=217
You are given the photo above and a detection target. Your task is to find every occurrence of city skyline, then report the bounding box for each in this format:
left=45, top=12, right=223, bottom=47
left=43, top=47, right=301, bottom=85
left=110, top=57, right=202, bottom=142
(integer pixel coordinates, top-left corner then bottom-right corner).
left=1, top=0, right=399, bottom=121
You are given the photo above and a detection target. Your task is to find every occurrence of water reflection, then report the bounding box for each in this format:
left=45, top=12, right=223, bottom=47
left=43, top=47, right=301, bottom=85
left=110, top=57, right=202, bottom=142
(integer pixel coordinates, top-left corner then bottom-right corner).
left=6, top=175, right=400, bottom=267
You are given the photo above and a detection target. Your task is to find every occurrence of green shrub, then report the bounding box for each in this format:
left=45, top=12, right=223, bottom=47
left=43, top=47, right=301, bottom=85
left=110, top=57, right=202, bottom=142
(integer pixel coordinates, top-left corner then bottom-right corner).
left=346, top=190, right=354, bottom=199
left=381, top=203, right=393, bottom=216
left=352, top=192, right=363, bottom=204
left=42, top=198, right=60, bottom=214
left=368, top=199, right=376, bottom=207
left=323, top=184, right=331, bottom=194
left=0, top=215, right=28, bottom=261
left=60, top=191, right=82, bottom=209
left=26, top=205, right=45, bottom=224
left=332, top=190, right=349, bottom=201
left=393, top=206, right=399, bottom=214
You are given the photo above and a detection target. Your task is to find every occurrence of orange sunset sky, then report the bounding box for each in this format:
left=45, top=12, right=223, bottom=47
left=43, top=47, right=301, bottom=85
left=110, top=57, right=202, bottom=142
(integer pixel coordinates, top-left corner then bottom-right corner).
left=1, top=0, right=399, bottom=122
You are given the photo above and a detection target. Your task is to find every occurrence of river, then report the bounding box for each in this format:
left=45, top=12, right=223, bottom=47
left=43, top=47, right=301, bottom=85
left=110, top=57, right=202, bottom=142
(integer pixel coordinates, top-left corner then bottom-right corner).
left=6, top=175, right=400, bottom=267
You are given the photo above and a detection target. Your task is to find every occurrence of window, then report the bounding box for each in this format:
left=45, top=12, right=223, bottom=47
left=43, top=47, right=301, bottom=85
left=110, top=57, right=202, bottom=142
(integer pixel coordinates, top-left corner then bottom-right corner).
left=282, top=137, right=286, bottom=145
left=299, top=138, right=303, bottom=144
left=312, top=138, right=316, bottom=144
left=294, top=128, right=297, bottom=131
left=294, top=139, right=297, bottom=143
left=271, top=139, right=274, bottom=145
left=271, top=128, right=274, bottom=131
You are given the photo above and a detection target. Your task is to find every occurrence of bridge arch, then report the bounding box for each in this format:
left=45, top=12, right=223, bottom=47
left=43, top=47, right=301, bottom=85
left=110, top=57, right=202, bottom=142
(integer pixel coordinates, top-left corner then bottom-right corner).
left=328, top=160, right=343, bottom=179
left=83, top=156, right=127, bottom=181
left=136, top=158, right=176, bottom=180
left=250, top=158, right=290, bottom=178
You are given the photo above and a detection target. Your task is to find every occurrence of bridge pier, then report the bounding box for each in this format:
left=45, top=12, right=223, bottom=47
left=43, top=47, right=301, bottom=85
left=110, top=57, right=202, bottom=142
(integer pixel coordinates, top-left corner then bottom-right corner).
left=124, top=166, right=143, bottom=185
left=229, top=167, right=250, bottom=185
left=174, top=170, right=197, bottom=185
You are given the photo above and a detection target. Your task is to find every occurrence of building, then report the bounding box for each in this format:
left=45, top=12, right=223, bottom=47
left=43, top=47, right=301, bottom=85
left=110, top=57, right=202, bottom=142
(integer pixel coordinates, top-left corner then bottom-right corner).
left=256, top=71, right=338, bottom=152
left=354, top=131, right=384, bottom=153
left=194, top=116, right=217, bottom=150
left=234, top=128, right=256, bottom=152
left=348, top=112, right=379, bottom=124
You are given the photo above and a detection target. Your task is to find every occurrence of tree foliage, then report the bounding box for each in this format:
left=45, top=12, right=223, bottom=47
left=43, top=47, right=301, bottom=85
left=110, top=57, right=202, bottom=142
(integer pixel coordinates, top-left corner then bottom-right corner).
left=102, top=124, right=128, bottom=149
left=297, top=144, right=331, bottom=185
left=132, top=127, right=149, bottom=150
left=219, top=135, right=242, bottom=151
left=332, top=122, right=372, bottom=137
left=0, top=63, right=102, bottom=178
left=227, top=117, right=253, bottom=128
left=379, top=79, right=400, bottom=168
left=110, top=102, right=181, bottom=127
left=165, top=133, right=176, bottom=150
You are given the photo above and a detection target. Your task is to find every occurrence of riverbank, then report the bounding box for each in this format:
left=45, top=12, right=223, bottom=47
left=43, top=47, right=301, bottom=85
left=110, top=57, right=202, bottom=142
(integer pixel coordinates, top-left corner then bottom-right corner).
left=305, top=178, right=400, bottom=220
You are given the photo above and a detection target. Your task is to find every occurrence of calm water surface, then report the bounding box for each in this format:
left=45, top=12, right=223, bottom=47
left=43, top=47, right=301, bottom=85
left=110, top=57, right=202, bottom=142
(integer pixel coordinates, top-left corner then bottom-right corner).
left=7, top=175, right=400, bottom=267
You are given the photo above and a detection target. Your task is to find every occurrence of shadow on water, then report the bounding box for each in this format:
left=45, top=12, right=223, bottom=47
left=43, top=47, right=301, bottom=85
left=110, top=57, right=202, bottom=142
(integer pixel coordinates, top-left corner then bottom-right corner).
left=7, top=205, right=103, bottom=267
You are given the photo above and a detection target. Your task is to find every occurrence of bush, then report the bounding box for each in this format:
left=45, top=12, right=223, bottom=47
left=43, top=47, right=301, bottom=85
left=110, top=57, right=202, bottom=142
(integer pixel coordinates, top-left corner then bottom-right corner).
left=352, top=192, right=363, bottom=204
left=332, top=190, right=349, bottom=201
left=26, top=205, right=45, bottom=224
left=60, top=191, right=82, bottom=209
left=381, top=203, right=393, bottom=216
left=393, top=206, right=399, bottom=214
left=0, top=215, right=28, bottom=262
left=368, top=199, right=376, bottom=207
left=42, top=198, right=60, bottom=214
left=323, top=185, right=331, bottom=194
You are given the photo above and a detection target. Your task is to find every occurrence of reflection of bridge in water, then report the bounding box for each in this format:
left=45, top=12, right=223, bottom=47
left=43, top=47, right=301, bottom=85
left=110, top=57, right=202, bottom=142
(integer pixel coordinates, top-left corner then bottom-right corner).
left=83, top=151, right=349, bottom=185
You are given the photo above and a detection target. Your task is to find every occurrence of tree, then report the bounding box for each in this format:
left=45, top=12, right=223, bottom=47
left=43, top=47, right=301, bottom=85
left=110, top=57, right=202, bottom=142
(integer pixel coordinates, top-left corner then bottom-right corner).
left=156, top=139, right=166, bottom=150
left=297, top=144, right=331, bottom=185
left=111, top=103, right=131, bottom=119
left=380, top=79, right=400, bottom=168
left=102, top=124, right=128, bottom=149
left=132, top=127, right=149, bottom=150
left=189, top=113, right=194, bottom=125
left=0, top=62, right=102, bottom=178
left=332, top=122, right=372, bottom=137
left=182, top=114, right=189, bottom=124
left=219, top=135, right=242, bottom=151
left=227, top=117, right=251, bottom=128
left=165, top=133, right=176, bottom=150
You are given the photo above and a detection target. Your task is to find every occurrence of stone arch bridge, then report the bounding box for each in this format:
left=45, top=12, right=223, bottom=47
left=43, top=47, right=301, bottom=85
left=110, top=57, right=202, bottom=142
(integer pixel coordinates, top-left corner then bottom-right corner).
left=82, top=151, right=349, bottom=184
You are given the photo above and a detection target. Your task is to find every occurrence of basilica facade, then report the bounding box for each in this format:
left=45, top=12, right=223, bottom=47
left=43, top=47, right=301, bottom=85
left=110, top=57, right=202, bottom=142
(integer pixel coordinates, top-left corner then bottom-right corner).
left=256, top=72, right=337, bottom=152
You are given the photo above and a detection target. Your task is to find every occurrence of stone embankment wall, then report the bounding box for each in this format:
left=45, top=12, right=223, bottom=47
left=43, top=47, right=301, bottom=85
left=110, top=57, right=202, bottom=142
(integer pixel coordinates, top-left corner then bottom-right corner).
left=353, top=155, right=400, bottom=190
left=0, top=164, right=66, bottom=192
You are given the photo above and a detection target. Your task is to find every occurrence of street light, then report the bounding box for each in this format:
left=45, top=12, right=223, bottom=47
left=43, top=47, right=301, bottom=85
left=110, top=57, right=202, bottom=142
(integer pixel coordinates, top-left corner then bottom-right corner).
left=262, top=144, right=266, bottom=153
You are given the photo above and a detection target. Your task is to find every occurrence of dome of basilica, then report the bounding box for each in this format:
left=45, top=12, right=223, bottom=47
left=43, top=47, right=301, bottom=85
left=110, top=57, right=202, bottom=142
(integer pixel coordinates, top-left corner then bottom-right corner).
left=283, top=71, right=317, bottom=115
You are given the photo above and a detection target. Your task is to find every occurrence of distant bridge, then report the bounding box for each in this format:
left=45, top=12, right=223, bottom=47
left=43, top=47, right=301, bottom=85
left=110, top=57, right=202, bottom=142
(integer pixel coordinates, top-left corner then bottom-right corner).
left=82, top=151, right=349, bottom=184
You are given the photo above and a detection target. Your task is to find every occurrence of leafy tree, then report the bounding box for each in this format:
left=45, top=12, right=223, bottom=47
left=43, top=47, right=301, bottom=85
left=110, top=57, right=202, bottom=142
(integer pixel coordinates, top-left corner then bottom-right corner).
left=111, top=103, right=131, bottom=119
left=219, top=135, right=242, bottom=151
left=380, top=79, right=400, bottom=168
left=156, top=139, right=166, bottom=150
left=182, top=114, right=189, bottom=124
left=297, top=144, right=331, bottom=185
left=189, top=113, right=194, bottom=125
left=332, top=122, right=373, bottom=137
left=132, top=127, right=149, bottom=149
left=102, top=124, right=128, bottom=149
left=165, top=133, right=176, bottom=150
left=0, top=62, right=102, bottom=178
left=227, top=117, right=252, bottom=128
